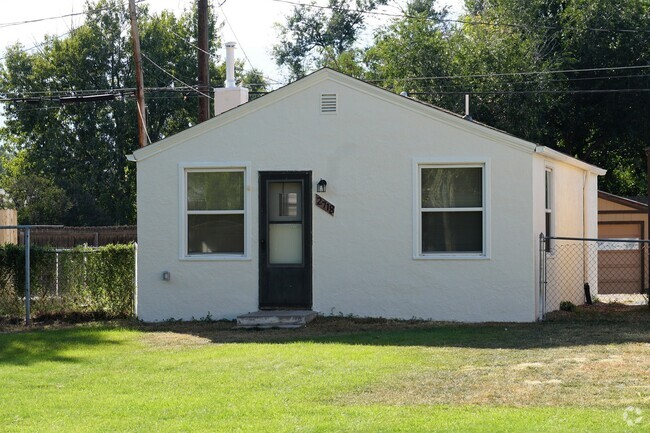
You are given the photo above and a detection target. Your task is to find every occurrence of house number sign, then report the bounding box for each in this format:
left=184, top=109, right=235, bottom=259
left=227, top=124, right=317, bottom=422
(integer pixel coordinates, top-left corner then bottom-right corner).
left=315, top=194, right=335, bottom=216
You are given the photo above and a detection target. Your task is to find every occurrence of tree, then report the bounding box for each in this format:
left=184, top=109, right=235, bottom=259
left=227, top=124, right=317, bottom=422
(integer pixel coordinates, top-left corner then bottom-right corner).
left=453, top=0, right=650, bottom=195
left=273, top=0, right=387, bottom=79
left=365, top=1, right=454, bottom=103
left=364, top=0, right=650, bottom=195
left=0, top=151, right=71, bottom=224
left=0, top=0, right=228, bottom=225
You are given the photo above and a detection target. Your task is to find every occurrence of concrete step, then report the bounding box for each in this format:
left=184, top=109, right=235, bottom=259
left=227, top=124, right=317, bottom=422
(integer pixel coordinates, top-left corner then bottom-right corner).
left=236, top=310, right=318, bottom=329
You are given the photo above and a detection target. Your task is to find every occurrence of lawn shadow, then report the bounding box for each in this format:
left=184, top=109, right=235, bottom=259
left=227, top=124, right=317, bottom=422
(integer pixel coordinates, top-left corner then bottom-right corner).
left=141, top=306, right=650, bottom=350
left=0, top=326, right=127, bottom=365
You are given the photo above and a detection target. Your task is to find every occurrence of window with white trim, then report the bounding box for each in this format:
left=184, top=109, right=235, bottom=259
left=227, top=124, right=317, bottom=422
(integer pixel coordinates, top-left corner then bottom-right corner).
left=185, top=168, right=245, bottom=256
left=544, top=168, right=552, bottom=252
left=419, top=164, right=485, bottom=255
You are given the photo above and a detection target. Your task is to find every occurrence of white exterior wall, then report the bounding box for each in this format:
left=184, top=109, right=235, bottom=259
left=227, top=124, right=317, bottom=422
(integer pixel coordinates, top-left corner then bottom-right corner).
left=535, top=153, right=600, bottom=313
left=134, top=71, right=600, bottom=323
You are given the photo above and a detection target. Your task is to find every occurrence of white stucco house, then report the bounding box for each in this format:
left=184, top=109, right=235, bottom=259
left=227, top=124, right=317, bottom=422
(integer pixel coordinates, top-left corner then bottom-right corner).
left=128, top=67, right=605, bottom=323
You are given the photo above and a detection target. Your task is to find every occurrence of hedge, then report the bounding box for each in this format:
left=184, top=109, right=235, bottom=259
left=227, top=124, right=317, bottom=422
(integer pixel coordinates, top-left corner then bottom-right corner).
left=0, top=243, right=135, bottom=321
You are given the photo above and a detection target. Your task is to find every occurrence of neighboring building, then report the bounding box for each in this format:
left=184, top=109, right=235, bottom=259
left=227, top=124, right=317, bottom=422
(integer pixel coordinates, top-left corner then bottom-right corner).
left=598, top=191, right=648, bottom=241
left=128, top=68, right=605, bottom=323
left=597, top=191, right=648, bottom=296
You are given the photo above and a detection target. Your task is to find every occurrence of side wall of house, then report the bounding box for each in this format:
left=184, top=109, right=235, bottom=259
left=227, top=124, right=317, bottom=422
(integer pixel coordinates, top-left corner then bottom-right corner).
left=535, top=155, right=599, bottom=313
left=137, top=77, right=539, bottom=322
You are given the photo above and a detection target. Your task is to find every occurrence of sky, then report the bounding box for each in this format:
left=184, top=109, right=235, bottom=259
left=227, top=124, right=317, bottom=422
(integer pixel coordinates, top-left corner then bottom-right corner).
left=0, top=0, right=465, bottom=126
left=0, top=0, right=465, bottom=83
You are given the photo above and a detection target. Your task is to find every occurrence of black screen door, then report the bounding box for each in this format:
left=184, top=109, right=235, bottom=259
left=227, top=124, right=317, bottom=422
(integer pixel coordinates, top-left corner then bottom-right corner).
left=259, top=172, right=312, bottom=309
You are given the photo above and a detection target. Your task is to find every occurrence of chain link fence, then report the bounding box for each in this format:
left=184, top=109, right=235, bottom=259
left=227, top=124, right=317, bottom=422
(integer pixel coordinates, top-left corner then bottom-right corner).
left=540, top=235, right=650, bottom=317
left=0, top=231, right=136, bottom=324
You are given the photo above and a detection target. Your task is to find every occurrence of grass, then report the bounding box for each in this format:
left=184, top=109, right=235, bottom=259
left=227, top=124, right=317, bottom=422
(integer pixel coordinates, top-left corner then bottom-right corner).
left=0, top=308, right=649, bottom=432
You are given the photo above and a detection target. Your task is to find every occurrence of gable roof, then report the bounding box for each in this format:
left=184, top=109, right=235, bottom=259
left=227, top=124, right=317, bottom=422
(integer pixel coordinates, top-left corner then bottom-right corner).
left=128, top=68, right=605, bottom=176
left=599, top=191, right=648, bottom=211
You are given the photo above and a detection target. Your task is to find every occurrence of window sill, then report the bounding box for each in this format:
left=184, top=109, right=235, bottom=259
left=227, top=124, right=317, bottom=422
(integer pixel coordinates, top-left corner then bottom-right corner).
left=414, top=253, right=490, bottom=261
left=180, top=254, right=251, bottom=262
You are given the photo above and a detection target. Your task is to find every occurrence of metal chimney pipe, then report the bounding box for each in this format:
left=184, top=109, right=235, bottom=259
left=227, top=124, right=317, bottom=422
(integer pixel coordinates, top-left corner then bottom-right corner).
left=463, top=94, right=472, bottom=120
left=225, top=41, right=236, bottom=88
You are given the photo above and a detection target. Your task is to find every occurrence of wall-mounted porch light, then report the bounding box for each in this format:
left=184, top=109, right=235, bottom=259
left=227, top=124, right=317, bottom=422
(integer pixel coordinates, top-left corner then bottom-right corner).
left=317, top=179, right=327, bottom=193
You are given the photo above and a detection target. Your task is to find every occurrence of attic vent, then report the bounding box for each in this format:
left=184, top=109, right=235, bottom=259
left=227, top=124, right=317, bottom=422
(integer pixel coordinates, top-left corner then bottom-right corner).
left=320, top=93, right=337, bottom=114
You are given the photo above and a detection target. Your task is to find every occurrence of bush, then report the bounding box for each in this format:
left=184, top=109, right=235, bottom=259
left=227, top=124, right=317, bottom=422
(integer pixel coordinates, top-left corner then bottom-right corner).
left=0, top=243, right=135, bottom=321
left=559, top=301, right=577, bottom=312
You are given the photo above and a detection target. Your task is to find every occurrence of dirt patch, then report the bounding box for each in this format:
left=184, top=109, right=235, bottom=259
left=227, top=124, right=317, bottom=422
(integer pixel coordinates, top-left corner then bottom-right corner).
left=140, top=332, right=212, bottom=349
left=348, top=345, right=650, bottom=408
left=513, top=362, right=546, bottom=370
left=546, top=304, right=649, bottom=321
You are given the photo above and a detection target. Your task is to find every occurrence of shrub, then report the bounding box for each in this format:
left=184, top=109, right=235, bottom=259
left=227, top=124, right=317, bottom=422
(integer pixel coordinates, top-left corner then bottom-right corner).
left=559, top=301, right=577, bottom=312
left=0, top=243, right=135, bottom=321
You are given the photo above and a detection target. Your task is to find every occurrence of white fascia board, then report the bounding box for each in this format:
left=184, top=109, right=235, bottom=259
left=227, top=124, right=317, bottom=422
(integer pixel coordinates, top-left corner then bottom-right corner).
left=535, top=146, right=607, bottom=176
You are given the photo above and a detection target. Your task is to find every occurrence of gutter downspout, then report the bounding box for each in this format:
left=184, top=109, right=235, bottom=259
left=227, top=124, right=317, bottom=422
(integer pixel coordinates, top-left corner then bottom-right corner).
left=581, top=172, right=593, bottom=304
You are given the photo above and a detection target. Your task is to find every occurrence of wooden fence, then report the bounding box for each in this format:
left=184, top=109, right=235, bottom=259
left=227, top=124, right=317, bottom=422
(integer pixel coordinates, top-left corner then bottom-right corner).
left=17, top=226, right=137, bottom=248
left=0, top=209, right=18, bottom=244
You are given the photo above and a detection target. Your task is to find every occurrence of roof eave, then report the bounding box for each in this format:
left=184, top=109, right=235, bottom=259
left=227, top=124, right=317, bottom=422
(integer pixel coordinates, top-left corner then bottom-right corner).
left=535, top=146, right=606, bottom=176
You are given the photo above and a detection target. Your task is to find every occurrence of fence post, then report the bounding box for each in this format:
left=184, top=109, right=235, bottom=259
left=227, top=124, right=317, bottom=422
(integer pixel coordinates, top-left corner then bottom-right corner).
left=24, top=227, right=31, bottom=325
left=538, top=233, right=546, bottom=320
left=133, top=242, right=138, bottom=318
left=55, top=250, right=60, bottom=297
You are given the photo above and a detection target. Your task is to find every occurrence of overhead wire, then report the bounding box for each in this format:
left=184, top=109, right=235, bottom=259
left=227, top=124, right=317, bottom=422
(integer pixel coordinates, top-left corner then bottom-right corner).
left=0, top=0, right=148, bottom=62
left=0, top=0, right=148, bottom=29
left=217, top=0, right=286, bottom=85
left=218, top=4, right=255, bottom=72
left=270, top=0, right=650, bottom=34
left=137, top=4, right=283, bottom=86
left=409, top=88, right=650, bottom=95
left=141, top=52, right=213, bottom=99
left=364, top=65, right=650, bottom=83
left=0, top=29, right=74, bottom=61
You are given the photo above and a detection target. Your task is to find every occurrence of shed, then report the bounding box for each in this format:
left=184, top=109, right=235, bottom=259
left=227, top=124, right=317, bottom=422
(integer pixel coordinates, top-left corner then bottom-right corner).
left=598, top=191, right=648, bottom=241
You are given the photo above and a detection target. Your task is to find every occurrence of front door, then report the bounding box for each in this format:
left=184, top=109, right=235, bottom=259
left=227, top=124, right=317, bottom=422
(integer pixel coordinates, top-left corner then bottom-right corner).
left=259, top=171, right=312, bottom=309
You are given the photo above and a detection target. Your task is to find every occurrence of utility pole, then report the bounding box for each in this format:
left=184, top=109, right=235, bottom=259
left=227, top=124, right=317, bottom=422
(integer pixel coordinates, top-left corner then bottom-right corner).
left=129, top=0, right=147, bottom=148
left=197, top=0, right=210, bottom=123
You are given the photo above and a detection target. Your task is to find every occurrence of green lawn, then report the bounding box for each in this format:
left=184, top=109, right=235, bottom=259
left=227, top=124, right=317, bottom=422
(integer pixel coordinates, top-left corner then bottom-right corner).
left=0, top=311, right=649, bottom=432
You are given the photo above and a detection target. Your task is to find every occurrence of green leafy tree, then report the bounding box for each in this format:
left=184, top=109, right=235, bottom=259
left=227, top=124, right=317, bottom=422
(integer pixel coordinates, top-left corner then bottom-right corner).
left=0, top=151, right=71, bottom=224
left=365, top=1, right=454, bottom=101
left=454, top=0, right=650, bottom=194
left=0, top=0, right=227, bottom=225
left=365, top=0, right=650, bottom=195
left=273, top=0, right=387, bottom=79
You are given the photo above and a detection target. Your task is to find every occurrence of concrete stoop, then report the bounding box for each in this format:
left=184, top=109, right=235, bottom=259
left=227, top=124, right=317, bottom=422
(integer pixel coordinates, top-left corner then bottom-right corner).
left=236, top=310, right=318, bottom=329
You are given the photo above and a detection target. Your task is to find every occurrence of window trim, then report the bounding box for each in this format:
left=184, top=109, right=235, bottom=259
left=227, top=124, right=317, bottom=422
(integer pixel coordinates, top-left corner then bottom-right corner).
left=544, top=167, right=554, bottom=253
left=413, top=158, right=491, bottom=260
left=178, top=162, right=252, bottom=261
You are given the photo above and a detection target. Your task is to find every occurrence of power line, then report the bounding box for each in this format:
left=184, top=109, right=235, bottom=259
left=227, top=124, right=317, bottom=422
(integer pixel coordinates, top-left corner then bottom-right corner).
left=409, top=88, right=650, bottom=96
left=3, top=71, right=647, bottom=98
left=139, top=6, right=284, bottom=86
left=0, top=30, right=75, bottom=62
left=366, top=65, right=650, bottom=82
left=270, top=0, right=650, bottom=34
left=0, top=0, right=146, bottom=62
left=5, top=86, right=650, bottom=106
left=411, top=73, right=650, bottom=92
left=219, top=4, right=256, bottom=72
left=141, top=52, right=213, bottom=99
left=0, top=0, right=148, bottom=29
